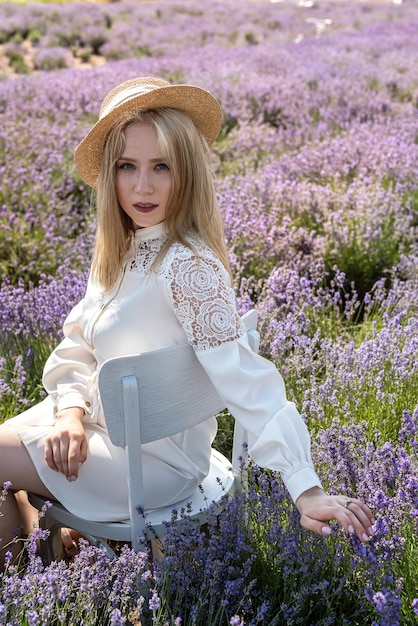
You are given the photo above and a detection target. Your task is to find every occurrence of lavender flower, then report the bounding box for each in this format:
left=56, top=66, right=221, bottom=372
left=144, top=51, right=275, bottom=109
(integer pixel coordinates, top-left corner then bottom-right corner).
left=149, top=589, right=161, bottom=612
left=0, top=482, right=12, bottom=517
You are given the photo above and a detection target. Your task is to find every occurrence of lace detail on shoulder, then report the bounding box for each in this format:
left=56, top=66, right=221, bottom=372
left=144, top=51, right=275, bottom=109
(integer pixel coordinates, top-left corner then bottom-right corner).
left=162, top=241, right=245, bottom=351
left=129, top=234, right=167, bottom=275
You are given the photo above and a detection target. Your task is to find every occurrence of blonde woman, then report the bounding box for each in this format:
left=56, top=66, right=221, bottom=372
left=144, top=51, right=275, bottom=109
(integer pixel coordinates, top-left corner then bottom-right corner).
left=0, top=78, right=374, bottom=565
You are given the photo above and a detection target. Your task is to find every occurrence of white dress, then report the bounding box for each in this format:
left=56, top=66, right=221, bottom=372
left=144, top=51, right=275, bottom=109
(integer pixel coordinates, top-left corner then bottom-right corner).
left=8, top=222, right=321, bottom=521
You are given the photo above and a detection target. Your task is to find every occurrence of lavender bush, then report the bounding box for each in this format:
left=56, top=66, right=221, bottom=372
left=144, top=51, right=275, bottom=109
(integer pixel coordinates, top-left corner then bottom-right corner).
left=1, top=0, right=418, bottom=623
left=33, top=46, right=74, bottom=71
left=0, top=270, right=87, bottom=418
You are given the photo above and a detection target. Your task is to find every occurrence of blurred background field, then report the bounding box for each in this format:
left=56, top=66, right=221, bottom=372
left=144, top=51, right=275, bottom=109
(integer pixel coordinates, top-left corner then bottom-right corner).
left=0, top=0, right=417, bottom=623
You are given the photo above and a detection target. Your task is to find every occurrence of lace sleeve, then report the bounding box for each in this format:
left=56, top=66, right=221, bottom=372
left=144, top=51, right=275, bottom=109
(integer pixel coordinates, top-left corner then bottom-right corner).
left=163, top=244, right=245, bottom=351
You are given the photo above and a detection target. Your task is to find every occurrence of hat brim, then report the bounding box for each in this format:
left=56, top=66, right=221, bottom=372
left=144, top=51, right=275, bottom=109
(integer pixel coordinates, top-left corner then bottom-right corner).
left=74, top=84, right=222, bottom=188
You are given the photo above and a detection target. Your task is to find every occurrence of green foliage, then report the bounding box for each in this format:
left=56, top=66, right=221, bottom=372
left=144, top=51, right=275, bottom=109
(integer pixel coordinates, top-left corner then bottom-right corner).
left=27, top=28, right=43, bottom=43
left=323, top=212, right=401, bottom=302
left=4, top=46, right=30, bottom=74
left=244, top=31, right=258, bottom=45
left=213, top=410, right=235, bottom=458
left=0, top=335, right=56, bottom=422
left=76, top=47, right=93, bottom=63
left=397, top=530, right=418, bottom=625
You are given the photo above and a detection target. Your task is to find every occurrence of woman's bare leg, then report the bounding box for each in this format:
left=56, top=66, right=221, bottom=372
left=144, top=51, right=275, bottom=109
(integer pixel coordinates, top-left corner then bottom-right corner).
left=15, top=490, right=40, bottom=535
left=0, top=422, right=53, bottom=569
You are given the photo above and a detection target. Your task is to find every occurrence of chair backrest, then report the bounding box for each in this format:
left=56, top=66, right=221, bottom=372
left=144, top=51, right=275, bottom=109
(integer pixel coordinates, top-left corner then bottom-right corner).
left=98, top=309, right=259, bottom=548
left=99, top=343, right=225, bottom=448
left=99, top=309, right=259, bottom=448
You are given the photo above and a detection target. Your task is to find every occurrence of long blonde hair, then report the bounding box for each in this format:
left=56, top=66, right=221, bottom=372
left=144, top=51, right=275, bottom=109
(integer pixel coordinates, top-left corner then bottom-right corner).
left=91, top=108, right=230, bottom=292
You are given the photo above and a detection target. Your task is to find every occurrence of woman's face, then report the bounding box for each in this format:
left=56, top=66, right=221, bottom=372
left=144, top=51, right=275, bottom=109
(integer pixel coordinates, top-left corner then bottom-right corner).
left=115, top=122, right=172, bottom=230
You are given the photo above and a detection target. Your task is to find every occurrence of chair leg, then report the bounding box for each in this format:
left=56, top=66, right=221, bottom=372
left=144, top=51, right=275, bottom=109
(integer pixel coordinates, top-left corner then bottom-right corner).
left=38, top=516, right=119, bottom=564
left=36, top=516, right=59, bottom=565
left=150, top=538, right=164, bottom=562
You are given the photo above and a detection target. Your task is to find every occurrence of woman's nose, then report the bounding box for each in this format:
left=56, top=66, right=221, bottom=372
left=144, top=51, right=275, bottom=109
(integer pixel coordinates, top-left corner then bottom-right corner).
left=134, top=170, right=153, bottom=194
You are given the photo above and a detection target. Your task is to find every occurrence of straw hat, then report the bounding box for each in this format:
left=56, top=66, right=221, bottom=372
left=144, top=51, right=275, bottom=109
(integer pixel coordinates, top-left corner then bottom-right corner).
left=74, top=77, right=223, bottom=188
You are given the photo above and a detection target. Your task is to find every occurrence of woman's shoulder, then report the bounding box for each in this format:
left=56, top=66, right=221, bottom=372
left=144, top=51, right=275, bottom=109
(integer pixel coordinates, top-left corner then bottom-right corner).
left=163, top=236, right=225, bottom=272
left=157, top=236, right=231, bottom=290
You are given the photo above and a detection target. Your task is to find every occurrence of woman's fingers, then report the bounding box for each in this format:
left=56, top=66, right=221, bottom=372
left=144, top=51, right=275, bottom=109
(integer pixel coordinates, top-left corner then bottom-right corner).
left=300, top=507, right=373, bottom=543
left=44, top=435, right=70, bottom=475
left=296, top=488, right=374, bottom=543
left=44, top=415, right=87, bottom=480
left=44, top=436, right=60, bottom=472
left=340, top=498, right=374, bottom=538
left=45, top=435, right=85, bottom=480
left=66, top=434, right=87, bottom=480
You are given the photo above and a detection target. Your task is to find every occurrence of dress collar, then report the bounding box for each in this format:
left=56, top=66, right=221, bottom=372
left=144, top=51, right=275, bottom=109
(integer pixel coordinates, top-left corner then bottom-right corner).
left=133, top=222, right=167, bottom=243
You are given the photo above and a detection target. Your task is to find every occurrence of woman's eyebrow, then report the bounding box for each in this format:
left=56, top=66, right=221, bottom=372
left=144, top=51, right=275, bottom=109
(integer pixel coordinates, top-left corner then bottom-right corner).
left=117, top=155, right=165, bottom=162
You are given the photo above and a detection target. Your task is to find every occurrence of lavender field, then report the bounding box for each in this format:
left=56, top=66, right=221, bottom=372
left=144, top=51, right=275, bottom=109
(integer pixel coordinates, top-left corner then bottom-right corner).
left=0, top=0, right=418, bottom=624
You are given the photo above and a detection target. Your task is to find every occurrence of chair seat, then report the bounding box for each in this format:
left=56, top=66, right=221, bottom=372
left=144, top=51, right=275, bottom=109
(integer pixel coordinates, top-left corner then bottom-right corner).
left=29, top=447, right=236, bottom=554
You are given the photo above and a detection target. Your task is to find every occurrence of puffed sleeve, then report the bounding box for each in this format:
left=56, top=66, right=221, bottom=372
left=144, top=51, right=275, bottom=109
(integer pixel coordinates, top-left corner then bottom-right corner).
left=164, top=243, right=322, bottom=503
left=195, top=336, right=322, bottom=502
left=42, top=299, right=97, bottom=420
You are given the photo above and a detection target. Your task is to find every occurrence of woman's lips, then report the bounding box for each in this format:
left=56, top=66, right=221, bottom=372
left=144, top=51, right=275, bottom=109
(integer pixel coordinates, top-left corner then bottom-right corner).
left=133, top=203, right=157, bottom=213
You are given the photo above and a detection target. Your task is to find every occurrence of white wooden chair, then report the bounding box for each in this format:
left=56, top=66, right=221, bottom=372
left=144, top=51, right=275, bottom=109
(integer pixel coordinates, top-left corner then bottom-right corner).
left=30, top=310, right=259, bottom=560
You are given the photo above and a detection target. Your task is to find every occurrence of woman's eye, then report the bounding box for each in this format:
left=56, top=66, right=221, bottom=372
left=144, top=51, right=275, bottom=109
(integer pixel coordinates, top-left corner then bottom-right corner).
left=118, top=162, right=134, bottom=170
left=156, top=163, right=169, bottom=171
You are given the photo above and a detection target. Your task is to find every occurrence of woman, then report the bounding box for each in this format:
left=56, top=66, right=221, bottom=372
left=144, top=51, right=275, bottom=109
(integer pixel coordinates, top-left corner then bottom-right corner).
left=0, top=77, right=374, bottom=564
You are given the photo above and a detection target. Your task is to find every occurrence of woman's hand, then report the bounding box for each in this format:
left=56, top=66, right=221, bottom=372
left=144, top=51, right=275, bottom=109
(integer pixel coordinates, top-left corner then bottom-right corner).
left=44, top=407, right=88, bottom=482
left=296, top=486, right=374, bottom=543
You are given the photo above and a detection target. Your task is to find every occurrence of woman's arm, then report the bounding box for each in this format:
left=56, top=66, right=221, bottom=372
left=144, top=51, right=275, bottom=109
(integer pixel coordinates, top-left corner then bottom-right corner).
left=164, top=244, right=374, bottom=541
left=42, top=293, right=97, bottom=480
left=42, top=299, right=97, bottom=420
